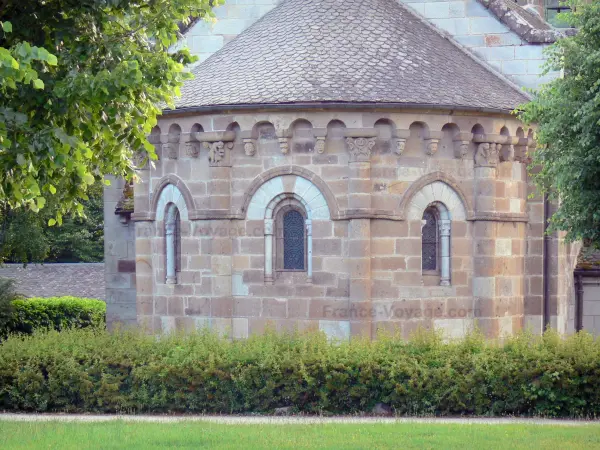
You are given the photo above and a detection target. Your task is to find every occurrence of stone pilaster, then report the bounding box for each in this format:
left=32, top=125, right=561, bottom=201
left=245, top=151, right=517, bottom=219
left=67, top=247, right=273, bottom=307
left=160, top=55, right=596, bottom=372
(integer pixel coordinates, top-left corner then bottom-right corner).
left=472, top=141, right=500, bottom=337
left=346, top=137, right=374, bottom=338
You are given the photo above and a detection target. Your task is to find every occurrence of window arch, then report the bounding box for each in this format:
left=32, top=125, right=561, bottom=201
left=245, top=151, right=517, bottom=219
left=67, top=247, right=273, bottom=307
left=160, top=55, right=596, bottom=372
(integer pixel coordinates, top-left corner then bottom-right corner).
left=263, top=193, right=313, bottom=284
left=165, top=203, right=181, bottom=284
left=421, top=202, right=451, bottom=286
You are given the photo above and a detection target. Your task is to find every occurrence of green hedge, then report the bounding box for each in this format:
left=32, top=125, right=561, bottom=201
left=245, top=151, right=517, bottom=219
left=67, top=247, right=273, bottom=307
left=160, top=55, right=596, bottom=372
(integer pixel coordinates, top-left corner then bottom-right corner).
left=0, top=328, right=599, bottom=417
left=5, top=297, right=105, bottom=335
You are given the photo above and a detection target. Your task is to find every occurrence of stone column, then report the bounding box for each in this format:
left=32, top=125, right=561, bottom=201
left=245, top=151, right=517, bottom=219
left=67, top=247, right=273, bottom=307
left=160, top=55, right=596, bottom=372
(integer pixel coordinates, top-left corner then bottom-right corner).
left=306, top=219, right=313, bottom=283
left=165, top=217, right=177, bottom=284
left=439, top=219, right=451, bottom=286
left=264, top=218, right=274, bottom=284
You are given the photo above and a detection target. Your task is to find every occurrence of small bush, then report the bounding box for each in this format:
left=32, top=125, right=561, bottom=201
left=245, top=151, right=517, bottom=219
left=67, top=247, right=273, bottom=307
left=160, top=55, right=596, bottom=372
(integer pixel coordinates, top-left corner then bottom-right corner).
left=0, top=327, right=598, bottom=417
left=3, top=296, right=105, bottom=336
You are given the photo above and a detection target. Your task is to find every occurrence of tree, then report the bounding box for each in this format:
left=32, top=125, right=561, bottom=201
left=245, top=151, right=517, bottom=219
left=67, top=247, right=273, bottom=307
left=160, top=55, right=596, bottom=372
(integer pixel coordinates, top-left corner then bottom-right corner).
left=519, top=1, right=600, bottom=245
left=0, top=182, right=104, bottom=264
left=0, top=0, right=222, bottom=223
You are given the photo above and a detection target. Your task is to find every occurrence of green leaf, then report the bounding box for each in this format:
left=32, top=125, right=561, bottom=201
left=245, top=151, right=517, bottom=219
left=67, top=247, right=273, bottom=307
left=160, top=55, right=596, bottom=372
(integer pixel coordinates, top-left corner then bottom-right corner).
left=2, top=21, right=12, bottom=33
left=82, top=173, right=95, bottom=185
left=32, top=79, right=44, bottom=90
left=48, top=185, right=57, bottom=195
left=36, top=197, right=46, bottom=209
left=48, top=218, right=56, bottom=226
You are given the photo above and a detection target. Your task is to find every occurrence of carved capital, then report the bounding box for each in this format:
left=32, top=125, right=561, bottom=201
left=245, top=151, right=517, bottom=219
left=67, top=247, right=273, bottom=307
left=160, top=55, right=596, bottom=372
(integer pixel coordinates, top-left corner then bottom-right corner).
left=394, top=138, right=406, bottom=156
left=425, top=138, right=439, bottom=156
left=315, top=137, right=326, bottom=154
left=278, top=137, right=290, bottom=155
left=185, top=141, right=201, bottom=158
left=474, top=142, right=499, bottom=167
left=204, top=141, right=233, bottom=166
left=243, top=138, right=256, bottom=157
left=346, top=137, right=375, bottom=162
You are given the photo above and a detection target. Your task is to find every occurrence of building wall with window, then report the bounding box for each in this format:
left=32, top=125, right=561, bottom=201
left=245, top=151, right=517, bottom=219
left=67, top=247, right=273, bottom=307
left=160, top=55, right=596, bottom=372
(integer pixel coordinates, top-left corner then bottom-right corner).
left=127, top=110, right=542, bottom=340
left=105, top=0, right=580, bottom=337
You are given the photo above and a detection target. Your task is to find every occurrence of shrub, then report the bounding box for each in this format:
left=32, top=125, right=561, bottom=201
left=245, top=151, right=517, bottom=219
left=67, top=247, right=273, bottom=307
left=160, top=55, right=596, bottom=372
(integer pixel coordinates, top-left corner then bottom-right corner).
left=3, top=297, right=105, bottom=336
left=0, top=327, right=599, bottom=417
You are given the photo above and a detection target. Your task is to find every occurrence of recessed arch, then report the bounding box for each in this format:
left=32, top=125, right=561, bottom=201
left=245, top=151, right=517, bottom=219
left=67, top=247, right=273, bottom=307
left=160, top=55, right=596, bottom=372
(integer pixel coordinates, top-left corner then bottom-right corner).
left=399, top=172, right=472, bottom=220
left=242, top=166, right=340, bottom=220
left=151, top=174, right=195, bottom=221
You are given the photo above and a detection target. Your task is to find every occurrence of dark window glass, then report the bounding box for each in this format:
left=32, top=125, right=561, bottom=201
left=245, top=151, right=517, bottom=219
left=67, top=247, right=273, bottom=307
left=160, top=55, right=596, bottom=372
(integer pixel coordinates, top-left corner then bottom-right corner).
left=283, top=210, right=305, bottom=270
left=422, top=209, right=437, bottom=271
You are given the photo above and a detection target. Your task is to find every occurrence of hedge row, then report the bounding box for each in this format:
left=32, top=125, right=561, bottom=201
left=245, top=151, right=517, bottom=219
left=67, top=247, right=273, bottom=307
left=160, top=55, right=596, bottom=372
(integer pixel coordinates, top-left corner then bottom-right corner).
left=0, top=328, right=599, bottom=417
left=2, top=297, right=105, bottom=336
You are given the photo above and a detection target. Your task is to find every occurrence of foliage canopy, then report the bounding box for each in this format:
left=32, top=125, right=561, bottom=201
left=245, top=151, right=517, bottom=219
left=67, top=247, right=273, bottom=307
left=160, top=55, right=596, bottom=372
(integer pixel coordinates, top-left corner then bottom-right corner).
left=0, top=0, right=221, bottom=222
left=519, top=1, right=600, bottom=244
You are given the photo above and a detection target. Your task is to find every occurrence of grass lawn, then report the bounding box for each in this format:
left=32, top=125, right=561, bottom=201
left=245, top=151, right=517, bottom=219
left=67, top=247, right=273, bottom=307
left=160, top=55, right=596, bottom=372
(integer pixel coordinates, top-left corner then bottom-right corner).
left=0, top=421, right=599, bottom=449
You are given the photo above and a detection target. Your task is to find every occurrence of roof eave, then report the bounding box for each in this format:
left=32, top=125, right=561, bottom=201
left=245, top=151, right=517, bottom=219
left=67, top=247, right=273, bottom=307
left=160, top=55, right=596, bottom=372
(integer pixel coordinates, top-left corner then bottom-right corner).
left=162, top=101, right=520, bottom=117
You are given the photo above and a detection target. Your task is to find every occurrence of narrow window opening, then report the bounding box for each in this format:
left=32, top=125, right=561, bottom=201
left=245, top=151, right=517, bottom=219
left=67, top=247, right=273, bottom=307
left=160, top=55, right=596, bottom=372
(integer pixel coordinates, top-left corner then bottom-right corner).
left=165, top=203, right=181, bottom=284
left=422, top=208, right=438, bottom=272
left=283, top=210, right=305, bottom=270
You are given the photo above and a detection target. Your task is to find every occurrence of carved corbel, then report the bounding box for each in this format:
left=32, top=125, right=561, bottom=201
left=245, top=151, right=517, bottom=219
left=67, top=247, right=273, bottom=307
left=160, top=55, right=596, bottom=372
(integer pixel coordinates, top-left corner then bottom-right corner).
left=278, top=137, right=290, bottom=154
left=394, top=138, right=406, bottom=156
left=315, top=137, right=326, bottom=154
left=425, top=138, right=439, bottom=156
left=452, top=132, right=472, bottom=159
left=393, top=129, right=410, bottom=156
left=185, top=134, right=201, bottom=158
left=243, top=138, right=256, bottom=157
left=163, top=132, right=180, bottom=160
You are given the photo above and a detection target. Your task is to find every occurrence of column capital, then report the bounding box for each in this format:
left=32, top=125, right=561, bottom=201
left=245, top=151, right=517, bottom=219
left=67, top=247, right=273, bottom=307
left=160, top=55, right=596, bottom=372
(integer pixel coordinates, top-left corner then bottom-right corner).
left=346, top=137, right=375, bottom=163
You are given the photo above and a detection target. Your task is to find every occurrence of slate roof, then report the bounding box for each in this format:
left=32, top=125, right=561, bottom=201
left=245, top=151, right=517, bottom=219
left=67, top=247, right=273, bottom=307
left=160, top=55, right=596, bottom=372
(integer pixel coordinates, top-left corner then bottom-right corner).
left=174, top=0, right=529, bottom=112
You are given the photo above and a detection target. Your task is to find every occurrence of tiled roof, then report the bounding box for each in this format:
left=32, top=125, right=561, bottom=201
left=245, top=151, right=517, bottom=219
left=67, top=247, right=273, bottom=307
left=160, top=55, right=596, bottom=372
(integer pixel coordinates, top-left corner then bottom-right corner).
left=174, top=0, right=529, bottom=112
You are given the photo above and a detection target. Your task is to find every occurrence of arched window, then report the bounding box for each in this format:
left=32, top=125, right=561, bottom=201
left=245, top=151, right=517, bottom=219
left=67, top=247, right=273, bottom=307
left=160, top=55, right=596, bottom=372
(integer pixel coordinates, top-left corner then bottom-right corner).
left=165, top=203, right=181, bottom=284
left=263, top=193, right=313, bottom=284
left=421, top=203, right=451, bottom=286
left=422, top=208, right=438, bottom=272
